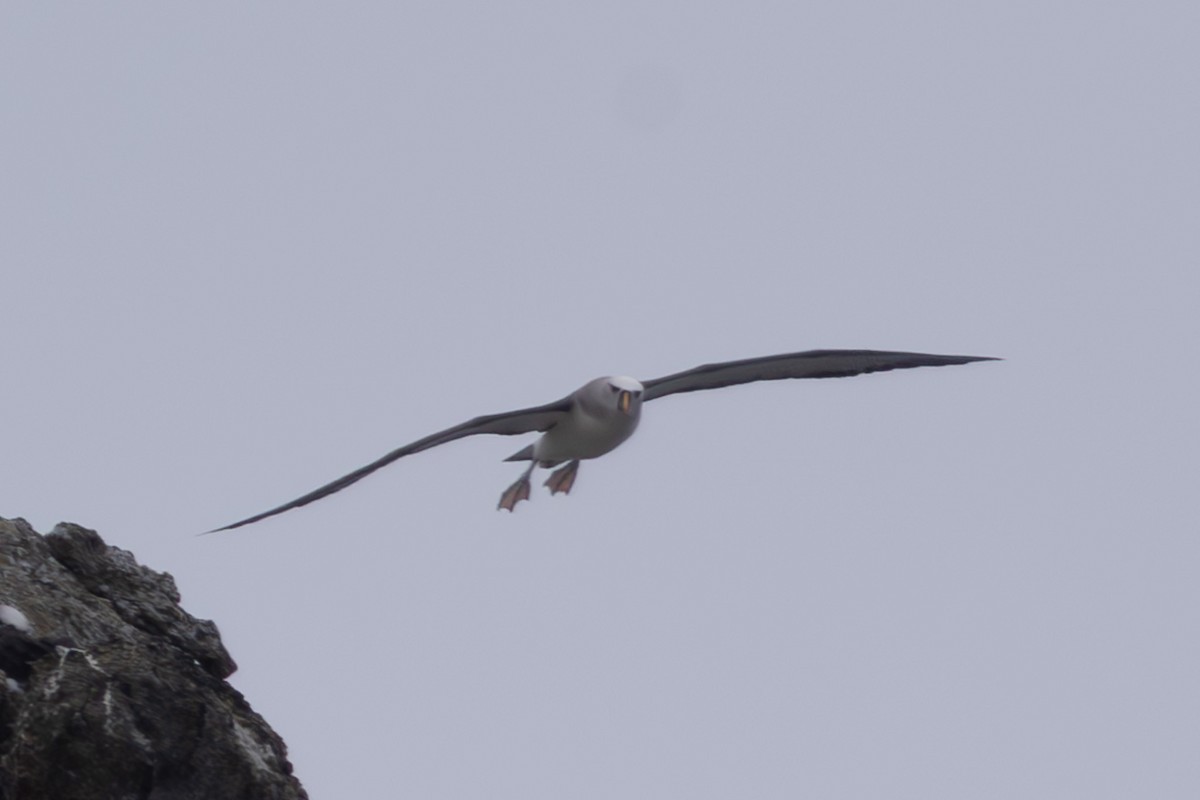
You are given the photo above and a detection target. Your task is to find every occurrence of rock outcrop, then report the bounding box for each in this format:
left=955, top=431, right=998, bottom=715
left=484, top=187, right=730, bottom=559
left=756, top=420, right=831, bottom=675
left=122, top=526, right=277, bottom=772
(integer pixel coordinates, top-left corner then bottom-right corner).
left=0, top=518, right=307, bottom=800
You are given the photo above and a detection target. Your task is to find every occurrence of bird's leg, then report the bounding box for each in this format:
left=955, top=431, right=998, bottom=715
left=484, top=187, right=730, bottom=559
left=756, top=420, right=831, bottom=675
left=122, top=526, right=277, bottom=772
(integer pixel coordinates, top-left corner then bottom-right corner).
left=498, top=461, right=537, bottom=512
left=544, top=459, right=581, bottom=496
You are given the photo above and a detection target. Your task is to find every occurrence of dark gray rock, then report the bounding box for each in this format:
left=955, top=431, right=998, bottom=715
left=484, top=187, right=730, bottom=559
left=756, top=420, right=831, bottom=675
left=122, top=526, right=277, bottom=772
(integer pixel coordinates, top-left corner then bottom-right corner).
left=0, top=518, right=307, bottom=800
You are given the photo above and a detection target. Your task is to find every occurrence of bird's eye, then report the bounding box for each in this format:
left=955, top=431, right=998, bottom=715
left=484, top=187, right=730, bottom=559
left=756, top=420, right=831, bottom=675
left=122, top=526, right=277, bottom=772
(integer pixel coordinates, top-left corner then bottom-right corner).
left=609, top=385, right=619, bottom=393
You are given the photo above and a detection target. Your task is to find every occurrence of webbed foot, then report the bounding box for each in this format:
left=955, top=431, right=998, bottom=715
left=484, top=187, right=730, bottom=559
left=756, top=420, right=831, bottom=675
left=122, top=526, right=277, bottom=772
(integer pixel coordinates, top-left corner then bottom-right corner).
left=498, top=473, right=533, bottom=511
left=544, top=460, right=580, bottom=496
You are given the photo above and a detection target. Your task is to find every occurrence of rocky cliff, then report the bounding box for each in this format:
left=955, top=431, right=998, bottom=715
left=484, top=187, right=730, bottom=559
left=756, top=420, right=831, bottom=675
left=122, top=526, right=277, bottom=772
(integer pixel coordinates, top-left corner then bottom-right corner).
left=0, top=518, right=307, bottom=800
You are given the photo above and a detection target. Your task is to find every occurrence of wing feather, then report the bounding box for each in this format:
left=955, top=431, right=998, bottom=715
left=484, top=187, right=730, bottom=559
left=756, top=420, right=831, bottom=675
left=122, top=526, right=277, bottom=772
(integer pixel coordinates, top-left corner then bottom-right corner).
left=641, top=349, right=999, bottom=402
left=208, top=396, right=572, bottom=532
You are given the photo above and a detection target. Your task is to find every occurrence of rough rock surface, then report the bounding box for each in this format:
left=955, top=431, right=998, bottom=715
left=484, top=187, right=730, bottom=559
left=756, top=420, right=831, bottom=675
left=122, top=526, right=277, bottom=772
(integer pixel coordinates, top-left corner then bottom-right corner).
left=0, top=518, right=307, bottom=800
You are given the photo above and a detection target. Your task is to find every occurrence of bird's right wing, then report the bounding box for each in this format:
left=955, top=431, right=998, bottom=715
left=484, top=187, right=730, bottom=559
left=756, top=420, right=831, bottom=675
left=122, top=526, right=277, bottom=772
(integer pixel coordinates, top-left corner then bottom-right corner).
left=641, top=349, right=999, bottom=401
left=207, top=396, right=573, bottom=532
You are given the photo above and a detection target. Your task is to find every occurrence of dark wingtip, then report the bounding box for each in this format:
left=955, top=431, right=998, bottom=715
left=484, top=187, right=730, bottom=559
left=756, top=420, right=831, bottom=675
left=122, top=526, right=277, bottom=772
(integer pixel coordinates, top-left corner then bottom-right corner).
left=198, top=522, right=240, bottom=536
left=198, top=511, right=277, bottom=535
left=942, top=354, right=1001, bottom=364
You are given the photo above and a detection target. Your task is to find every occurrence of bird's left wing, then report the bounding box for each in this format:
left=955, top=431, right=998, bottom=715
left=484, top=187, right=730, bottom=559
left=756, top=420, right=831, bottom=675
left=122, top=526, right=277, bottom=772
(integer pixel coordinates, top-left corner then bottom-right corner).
left=641, top=349, right=999, bottom=402
left=207, top=397, right=572, bottom=532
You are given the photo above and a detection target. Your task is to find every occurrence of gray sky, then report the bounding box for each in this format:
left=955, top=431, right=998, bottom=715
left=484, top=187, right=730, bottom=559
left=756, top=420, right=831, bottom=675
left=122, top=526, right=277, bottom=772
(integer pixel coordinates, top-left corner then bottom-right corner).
left=3, top=3, right=1198, bottom=798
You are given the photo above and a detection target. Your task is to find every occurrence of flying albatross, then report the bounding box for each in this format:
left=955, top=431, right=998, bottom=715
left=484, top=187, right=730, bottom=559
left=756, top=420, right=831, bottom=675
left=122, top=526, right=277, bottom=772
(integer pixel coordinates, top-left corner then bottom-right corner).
left=209, top=349, right=998, bottom=531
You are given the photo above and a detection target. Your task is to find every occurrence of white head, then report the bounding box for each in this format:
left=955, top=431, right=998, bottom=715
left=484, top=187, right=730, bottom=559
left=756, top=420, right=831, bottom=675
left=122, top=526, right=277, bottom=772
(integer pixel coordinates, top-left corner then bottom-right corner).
left=578, top=375, right=644, bottom=417
left=605, top=376, right=643, bottom=416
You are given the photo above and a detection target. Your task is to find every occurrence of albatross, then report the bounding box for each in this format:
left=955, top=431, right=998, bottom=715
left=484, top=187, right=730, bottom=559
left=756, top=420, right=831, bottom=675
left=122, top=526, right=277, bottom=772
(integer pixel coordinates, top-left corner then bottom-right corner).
left=210, top=349, right=998, bottom=531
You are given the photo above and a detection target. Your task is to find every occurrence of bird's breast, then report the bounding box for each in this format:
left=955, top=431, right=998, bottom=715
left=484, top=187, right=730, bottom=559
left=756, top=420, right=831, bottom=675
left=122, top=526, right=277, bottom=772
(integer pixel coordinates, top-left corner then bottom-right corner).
left=533, top=408, right=641, bottom=462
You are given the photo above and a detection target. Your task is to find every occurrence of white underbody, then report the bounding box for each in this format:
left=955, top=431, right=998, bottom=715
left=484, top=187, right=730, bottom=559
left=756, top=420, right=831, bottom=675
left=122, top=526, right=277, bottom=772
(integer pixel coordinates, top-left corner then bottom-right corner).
left=532, top=398, right=641, bottom=465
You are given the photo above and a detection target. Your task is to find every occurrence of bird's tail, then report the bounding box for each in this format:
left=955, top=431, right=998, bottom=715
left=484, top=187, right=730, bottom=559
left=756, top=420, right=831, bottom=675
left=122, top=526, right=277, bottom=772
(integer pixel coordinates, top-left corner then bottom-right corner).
left=503, top=444, right=535, bottom=462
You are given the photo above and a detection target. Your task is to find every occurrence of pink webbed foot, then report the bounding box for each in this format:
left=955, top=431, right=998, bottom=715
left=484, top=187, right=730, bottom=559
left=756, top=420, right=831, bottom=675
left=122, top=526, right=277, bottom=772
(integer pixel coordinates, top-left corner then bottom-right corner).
left=544, top=460, right=580, bottom=496
left=498, top=475, right=532, bottom=511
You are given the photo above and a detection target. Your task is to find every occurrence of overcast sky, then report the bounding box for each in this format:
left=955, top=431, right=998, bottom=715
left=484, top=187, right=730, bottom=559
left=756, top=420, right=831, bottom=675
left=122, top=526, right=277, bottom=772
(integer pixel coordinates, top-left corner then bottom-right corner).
left=3, top=2, right=1198, bottom=798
